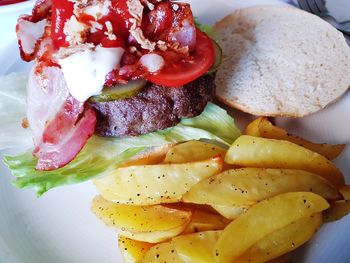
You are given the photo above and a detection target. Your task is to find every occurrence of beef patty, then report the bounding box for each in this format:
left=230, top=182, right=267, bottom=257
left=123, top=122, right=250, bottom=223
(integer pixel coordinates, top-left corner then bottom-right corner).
left=89, top=74, right=216, bottom=137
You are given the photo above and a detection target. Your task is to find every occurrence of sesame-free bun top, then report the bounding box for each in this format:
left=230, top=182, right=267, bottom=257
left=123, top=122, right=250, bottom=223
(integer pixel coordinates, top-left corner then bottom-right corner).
left=214, top=6, right=350, bottom=117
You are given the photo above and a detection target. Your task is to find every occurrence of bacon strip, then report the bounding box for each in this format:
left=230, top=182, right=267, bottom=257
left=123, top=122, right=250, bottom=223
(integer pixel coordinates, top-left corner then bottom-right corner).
left=34, top=107, right=96, bottom=171
left=27, top=64, right=96, bottom=171
left=17, top=17, right=47, bottom=61
left=16, top=0, right=51, bottom=61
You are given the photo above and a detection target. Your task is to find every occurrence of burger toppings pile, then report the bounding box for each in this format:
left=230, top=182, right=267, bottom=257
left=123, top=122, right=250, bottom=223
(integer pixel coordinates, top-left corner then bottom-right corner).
left=16, top=0, right=217, bottom=171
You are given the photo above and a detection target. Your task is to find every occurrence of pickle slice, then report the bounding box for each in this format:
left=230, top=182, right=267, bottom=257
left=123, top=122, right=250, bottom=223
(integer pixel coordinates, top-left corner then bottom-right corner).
left=206, top=40, right=222, bottom=75
left=90, top=79, right=147, bottom=102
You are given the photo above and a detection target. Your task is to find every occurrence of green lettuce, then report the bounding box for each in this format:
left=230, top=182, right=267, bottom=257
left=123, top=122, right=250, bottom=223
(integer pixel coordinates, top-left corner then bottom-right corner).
left=195, top=18, right=215, bottom=39
left=4, top=103, right=241, bottom=196
left=0, top=73, right=32, bottom=150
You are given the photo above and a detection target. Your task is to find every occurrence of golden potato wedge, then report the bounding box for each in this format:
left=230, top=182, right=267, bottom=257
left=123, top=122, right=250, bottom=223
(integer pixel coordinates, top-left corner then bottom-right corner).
left=141, top=241, right=185, bottom=263
left=163, top=140, right=227, bottom=164
left=94, top=156, right=223, bottom=205
left=236, top=213, right=322, bottom=263
left=183, top=168, right=340, bottom=206
left=118, top=236, right=153, bottom=263
left=164, top=202, right=219, bottom=215
left=120, top=144, right=173, bottom=167
left=173, top=231, right=222, bottom=263
left=267, top=254, right=292, bottom=263
left=339, top=185, right=350, bottom=200
left=182, top=210, right=230, bottom=234
left=225, top=135, right=344, bottom=187
left=91, top=196, right=191, bottom=243
left=213, top=192, right=329, bottom=263
left=163, top=203, right=230, bottom=234
left=245, top=117, right=262, bottom=137
left=211, top=204, right=250, bottom=219
left=245, top=117, right=345, bottom=160
left=323, top=200, right=350, bottom=222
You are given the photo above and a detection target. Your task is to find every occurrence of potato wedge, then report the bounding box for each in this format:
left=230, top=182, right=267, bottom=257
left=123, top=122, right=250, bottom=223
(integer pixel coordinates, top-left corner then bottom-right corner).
left=94, top=156, right=223, bottom=205
left=118, top=236, right=153, bottom=263
left=141, top=241, right=185, bottom=263
left=211, top=204, right=250, bottom=219
left=323, top=200, right=350, bottom=222
left=214, top=192, right=329, bottom=263
left=245, top=117, right=262, bottom=137
left=173, top=231, right=222, bottom=263
left=91, top=196, right=191, bottom=243
left=267, top=254, right=291, bottom=263
left=339, top=185, right=350, bottom=200
left=164, top=140, right=227, bottom=163
left=183, top=168, right=340, bottom=206
left=225, top=135, right=344, bottom=187
left=245, top=117, right=345, bottom=160
left=120, top=144, right=173, bottom=167
left=236, top=213, right=322, bottom=263
left=165, top=202, right=219, bottom=215
left=182, top=210, right=230, bottom=234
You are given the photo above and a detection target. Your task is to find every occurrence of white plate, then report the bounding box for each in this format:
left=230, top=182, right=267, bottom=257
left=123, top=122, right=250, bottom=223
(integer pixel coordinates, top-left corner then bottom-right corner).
left=1, top=0, right=350, bottom=262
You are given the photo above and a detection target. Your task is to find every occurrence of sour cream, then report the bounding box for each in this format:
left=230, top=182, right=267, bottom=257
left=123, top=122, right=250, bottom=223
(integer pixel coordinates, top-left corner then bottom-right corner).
left=59, top=46, right=124, bottom=102
left=140, top=53, right=165, bottom=73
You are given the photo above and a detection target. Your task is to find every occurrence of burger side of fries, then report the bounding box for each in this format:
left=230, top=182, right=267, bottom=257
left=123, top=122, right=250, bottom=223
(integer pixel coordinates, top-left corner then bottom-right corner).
left=91, top=118, right=349, bottom=263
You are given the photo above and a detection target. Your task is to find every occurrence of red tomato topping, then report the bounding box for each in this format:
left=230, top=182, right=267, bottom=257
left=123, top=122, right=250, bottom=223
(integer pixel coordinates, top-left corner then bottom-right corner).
left=143, top=2, right=196, bottom=51
left=100, top=36, right=126, bottom=48
left=51, top=0, right=74, bottom=49
left=143, top=2, right=174, bottom=37
left=146, top=29, right=215, bottom=87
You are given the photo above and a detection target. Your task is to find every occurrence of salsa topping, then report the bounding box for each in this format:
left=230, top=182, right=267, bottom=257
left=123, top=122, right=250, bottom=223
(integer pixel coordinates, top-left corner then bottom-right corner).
left=16, top=0, right=216, bottom=171
left=17, top=0, right=215, bottom=89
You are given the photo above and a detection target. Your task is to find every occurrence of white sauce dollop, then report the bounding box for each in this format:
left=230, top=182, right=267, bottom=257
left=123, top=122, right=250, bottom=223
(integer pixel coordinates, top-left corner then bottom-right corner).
left=140, top=53, right=165, bottom=73
left=59, top=46, right=124, bottom=102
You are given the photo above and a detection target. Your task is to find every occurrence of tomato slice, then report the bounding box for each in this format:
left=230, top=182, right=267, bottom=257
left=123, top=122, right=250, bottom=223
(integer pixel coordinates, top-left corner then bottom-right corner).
left=146, top=29, right=215, bottom=87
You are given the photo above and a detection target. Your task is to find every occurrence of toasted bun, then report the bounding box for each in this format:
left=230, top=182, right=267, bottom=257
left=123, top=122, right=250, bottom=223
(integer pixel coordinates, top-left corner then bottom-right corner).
left=214, top=6, right=350, bottom=117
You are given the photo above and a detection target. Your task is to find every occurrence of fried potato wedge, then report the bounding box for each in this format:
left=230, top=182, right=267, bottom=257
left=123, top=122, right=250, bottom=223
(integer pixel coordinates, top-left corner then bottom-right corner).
left=120, top=144, right=173, bottom=167
left=245, top=117, right=345, bottom=160
left=339, top=185, right=350, bottom=200
left=182, top=210, right=230, bottom=234
left=214, top=192, right=329, bottom=263
left=164, top=140, right=227, bottom=163
left=225, top=135, right=344, bottom=187
left=94, top=156, right=223, bottom=205
left=323, top=200, right=350, bottom=222
left=236, top=213, right=322, bottom=263
left=165, top=202, right=219, bottom=215
left=267, top=254, right=292, bottom=263
left=183, top=168, right=340, bottom=206
left=141, top=241, right=185, bottom=263
left=173, top=231, right=222, bottom=263
left=91, top=196, right=191, bottom=243
left=118, top=236, right=153, bottom=263
left=211, top=204, right=250, bottom=219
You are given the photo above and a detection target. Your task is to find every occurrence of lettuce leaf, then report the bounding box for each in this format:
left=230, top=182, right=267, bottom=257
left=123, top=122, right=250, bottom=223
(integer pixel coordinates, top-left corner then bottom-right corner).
left=4, top=103, right=241, bottom=196
left=195, top=18, right=215, bottom=39
left=0, top=73, right=32, bottom=150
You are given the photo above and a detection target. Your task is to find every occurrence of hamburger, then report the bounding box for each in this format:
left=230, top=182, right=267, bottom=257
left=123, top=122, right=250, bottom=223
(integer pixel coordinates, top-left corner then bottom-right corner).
left=15, top=0, right=222, bottom=172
